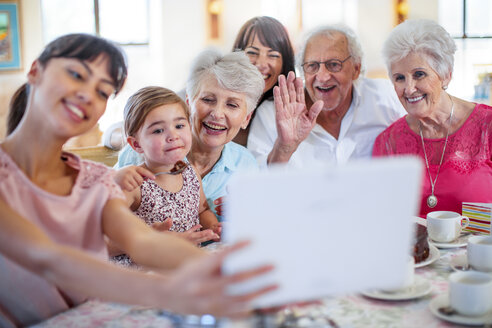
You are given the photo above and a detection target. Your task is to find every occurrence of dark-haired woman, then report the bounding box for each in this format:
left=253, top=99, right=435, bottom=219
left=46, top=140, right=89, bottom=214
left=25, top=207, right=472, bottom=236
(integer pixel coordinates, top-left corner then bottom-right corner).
left=0, top=33, right=274, bottom=326
left=231, top=16, right=295, bottom=146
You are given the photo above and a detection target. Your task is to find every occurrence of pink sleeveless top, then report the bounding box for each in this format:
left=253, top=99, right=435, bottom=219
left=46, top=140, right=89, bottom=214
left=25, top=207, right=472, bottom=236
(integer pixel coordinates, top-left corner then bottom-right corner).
left=373, top=103, right=492, bottom=217
left=0, top=148, right=125, bottom=327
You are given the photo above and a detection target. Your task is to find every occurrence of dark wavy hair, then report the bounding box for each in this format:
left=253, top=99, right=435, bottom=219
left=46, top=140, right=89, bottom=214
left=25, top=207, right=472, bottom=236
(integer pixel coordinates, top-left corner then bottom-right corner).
left=7, top=33, right=127, bottom=135
left=232, top=16, right=295, bottom=103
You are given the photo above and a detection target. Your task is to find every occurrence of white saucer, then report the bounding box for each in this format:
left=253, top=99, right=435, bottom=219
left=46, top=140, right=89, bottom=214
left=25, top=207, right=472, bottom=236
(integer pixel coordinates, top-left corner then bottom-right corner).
left=415, top=244, right=440, bottom=268
left=361, top=276, right=432, bottom=301
left=429, top=294, right=492, bottom=326
left=450, top=254, right=492, bottom=274
left=450, top=254, right=470, bottom=272
left=429, top=234, right=469, bottom=249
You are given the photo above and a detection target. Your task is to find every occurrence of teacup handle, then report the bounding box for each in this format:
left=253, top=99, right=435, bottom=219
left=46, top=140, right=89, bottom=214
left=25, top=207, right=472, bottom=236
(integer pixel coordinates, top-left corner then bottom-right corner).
left=460, top=216, right=470, bottom=229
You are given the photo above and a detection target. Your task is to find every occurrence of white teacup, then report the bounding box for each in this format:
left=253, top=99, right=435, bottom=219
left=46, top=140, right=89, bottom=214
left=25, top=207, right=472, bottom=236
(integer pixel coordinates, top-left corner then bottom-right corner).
left=426, top=211, right=470, bottom=243
left=468, top=235, right=492, bottom=272
left=381, top=256, right=415, bottom=292
left=449, top=271, right=492, bottom=317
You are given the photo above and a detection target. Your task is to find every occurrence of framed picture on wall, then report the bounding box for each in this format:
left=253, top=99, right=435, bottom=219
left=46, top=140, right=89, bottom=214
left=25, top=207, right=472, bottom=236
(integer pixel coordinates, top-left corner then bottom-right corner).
left=0, top=1, right=21, bottom=71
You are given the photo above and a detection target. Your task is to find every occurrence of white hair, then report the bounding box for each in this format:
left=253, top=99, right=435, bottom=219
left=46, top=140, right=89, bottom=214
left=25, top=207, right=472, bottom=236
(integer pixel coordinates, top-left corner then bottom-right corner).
left=382, top=19, right=457, bottom=80
left=185, top=49, right=265, bottom=113
left=296, top=24, right=365, bottom=77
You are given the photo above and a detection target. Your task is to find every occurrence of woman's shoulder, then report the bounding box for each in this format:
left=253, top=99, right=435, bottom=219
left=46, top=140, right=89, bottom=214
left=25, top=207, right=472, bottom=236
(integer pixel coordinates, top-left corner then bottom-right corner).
left=223, top=142, right=258, bottom=169
left=474, top=102, right=492, bottom=117
left=0, top=146, right=21, bottom=180
left=373, top=116, right=414, bottom=156
left=63, top=152, right=122, bottom=190
left=377, top=116, right=409, bottom=138
left=458, top=102, right=492, bottom=131
left=115, top=144, right=143, bottom=169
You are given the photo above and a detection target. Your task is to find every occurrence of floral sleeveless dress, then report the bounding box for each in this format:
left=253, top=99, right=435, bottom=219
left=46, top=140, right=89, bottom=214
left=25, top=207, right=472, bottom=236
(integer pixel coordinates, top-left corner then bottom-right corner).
left=113, top=165, right=200, bottom=266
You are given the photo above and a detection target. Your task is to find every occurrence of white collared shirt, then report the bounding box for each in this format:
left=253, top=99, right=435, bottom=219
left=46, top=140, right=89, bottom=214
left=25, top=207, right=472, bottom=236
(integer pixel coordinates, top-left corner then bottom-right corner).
left=247, top=78, right=406, bottom=168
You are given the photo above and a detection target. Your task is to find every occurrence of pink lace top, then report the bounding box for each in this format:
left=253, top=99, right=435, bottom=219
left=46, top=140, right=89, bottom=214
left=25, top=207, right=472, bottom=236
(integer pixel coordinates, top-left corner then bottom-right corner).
left=373, top=103, right=492, bottom=217
left=0, top=148, right=125, bottom=327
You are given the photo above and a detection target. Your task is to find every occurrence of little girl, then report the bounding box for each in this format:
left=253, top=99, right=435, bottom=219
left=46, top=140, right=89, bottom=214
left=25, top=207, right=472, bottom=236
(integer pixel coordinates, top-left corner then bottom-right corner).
left=113, top=86, right=221, bottom=265
left=0, top=33, right=273, bottom=326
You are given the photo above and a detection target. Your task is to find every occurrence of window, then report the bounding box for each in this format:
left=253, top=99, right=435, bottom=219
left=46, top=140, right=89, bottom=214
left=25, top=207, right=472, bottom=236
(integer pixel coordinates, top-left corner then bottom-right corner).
left=41, top=0, right=149, bottom=45
left=439, top=0, right=492, bottom=102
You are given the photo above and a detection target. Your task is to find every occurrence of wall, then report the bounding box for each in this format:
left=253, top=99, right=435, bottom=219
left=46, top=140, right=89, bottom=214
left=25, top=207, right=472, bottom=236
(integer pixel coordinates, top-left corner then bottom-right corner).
left=408, top=0, right=438, bottom=20
left=357, top=0, right=396, bottom=77
left=0, top=0, right=43, bottom=138
left=0, top=0, right=441, bottom=140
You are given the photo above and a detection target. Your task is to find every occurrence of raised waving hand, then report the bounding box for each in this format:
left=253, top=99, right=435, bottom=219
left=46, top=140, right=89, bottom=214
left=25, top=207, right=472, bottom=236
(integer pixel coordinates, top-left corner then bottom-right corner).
left=268, top=72, right=324, bottom=164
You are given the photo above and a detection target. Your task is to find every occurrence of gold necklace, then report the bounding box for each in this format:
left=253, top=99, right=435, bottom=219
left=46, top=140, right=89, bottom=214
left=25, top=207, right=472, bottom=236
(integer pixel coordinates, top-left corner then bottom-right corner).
left=419, top=97, right=454, bottom=208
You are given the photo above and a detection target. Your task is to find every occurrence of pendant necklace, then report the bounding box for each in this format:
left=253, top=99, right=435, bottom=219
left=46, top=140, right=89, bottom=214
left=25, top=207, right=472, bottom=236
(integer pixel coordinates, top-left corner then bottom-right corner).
left=153, top=161, right=188, bottom=176
left=419, top=96, right=454, bottom=208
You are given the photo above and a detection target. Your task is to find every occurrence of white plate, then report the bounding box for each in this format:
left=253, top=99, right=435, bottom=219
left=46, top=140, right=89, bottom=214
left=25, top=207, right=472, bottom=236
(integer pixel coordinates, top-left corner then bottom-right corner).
left=429, top=234, right=470, bottom=249
left=361, top=276, right=432, bottom=301
left=415, top=244, right=440, bottom=268
left=429, top=294, right=492, bottom=326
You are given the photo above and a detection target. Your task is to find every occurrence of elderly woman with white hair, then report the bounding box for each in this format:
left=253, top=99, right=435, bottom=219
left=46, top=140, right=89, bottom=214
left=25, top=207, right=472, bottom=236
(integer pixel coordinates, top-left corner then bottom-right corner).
left=116, top=50, right=264, bottom=221
left=373, top=19, right=492, bottom=217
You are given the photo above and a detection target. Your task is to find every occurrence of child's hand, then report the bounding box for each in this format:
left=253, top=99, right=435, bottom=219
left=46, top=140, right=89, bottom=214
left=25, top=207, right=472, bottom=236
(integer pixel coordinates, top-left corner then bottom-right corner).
left=213, top=196, right=225, bottom=217
left=151, top=218, right=173, bottom=232
left=181, top=224, right=219, bottom=245
left=210, top=222, right=222, bottom=241
left=114, top=165, right=155, bottom=191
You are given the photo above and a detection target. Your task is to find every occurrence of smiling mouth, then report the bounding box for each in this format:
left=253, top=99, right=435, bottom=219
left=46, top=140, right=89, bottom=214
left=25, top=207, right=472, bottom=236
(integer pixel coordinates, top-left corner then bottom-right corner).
left=316, top=86, right=336, bottom=93
left=406, top=95, right=425, bottom=103
left=203, top=122, right=226, bottom=131
left=66, top=102, right=87, bottom=119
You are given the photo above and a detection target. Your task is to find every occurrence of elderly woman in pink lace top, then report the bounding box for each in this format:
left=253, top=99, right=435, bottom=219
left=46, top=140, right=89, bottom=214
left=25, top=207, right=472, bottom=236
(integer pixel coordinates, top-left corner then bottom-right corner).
left=373, top=19, right=492, bottom=217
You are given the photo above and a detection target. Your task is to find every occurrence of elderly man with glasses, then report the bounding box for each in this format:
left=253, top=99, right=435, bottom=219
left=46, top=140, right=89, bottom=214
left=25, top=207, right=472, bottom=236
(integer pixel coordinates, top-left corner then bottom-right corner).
left=247, top=24, right=405, bottom=168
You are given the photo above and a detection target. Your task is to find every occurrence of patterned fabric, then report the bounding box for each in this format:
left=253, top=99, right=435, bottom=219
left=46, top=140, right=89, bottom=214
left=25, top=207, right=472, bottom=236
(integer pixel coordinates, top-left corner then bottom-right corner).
left=373, top=103, right=492, bottom=217
left=115, top=142, right=259, bottom=222
left=135, top=165, right=200, bottom=231
left=113, top=165, right=200, bottom=267
left=36, top=246, right=465, bottom=328
left=0, top=148, right=125, bottom=327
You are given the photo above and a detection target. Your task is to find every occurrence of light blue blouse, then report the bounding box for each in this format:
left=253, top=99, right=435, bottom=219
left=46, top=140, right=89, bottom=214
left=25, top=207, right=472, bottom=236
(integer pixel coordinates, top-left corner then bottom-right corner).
left=201, top=142, right=258, bottom=221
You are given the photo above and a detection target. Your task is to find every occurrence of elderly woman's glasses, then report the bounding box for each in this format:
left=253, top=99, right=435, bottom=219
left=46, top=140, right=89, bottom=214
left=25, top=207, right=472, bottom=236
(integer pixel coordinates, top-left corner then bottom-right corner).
left=302, top=55, right=352, bottom=74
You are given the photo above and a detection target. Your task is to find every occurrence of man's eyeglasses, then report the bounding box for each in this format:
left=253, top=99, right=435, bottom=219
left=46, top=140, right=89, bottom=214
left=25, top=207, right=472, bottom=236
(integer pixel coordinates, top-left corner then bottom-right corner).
left=302, top=55, right=352, bottom=74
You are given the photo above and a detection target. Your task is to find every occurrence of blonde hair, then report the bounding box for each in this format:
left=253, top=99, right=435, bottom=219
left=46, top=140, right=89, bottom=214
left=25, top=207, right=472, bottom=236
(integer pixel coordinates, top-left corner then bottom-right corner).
left=124, top=86, right=189, bottom=137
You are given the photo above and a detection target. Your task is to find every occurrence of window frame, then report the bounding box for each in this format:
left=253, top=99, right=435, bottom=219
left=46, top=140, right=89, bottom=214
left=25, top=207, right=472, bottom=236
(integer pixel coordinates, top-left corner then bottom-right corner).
left=457, top=0, right=492, bottom=39
left=93, top=0, right=150, bottom=46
